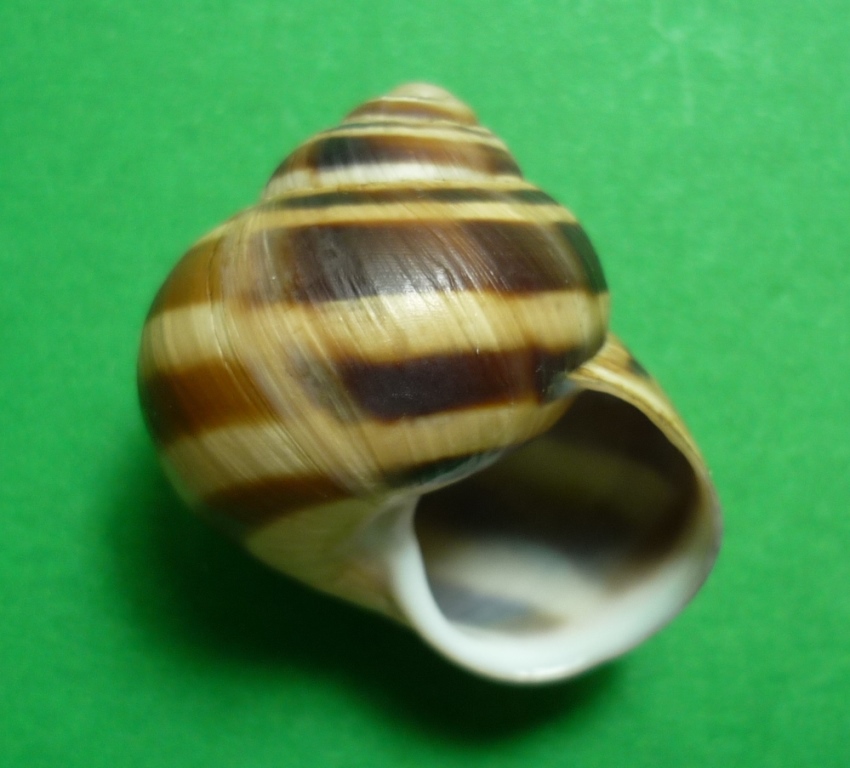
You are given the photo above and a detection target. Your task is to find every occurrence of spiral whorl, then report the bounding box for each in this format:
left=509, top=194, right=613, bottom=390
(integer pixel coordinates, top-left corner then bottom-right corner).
left=139, top=84, right=610, bottom=534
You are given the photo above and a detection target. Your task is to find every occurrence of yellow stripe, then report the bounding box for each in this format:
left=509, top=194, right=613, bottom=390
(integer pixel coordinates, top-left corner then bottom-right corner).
left=264, top=166, right=525, bottom=198
left=163, top=398, right=570, bottom=498
left=242, top=199, right=576, bottom=229
left=307, top=123, right=507, bottom=149
left=258, top=175, right=537, bottom=205
left=140, top=290, right=609, bottom=375
left=345, top=95, right=477, bottom=126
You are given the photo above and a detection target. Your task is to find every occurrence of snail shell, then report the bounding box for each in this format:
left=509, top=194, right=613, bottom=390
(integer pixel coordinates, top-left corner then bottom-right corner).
left=138, top=84, right=721, bottom=683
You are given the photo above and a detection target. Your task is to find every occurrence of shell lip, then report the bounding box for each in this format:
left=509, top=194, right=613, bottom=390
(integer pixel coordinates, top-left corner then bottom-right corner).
left=379, top=491, right=720, bottom=684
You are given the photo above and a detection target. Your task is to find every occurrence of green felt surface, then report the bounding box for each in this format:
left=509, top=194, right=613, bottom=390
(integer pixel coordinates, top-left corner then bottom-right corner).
left=2, top=1, right=849, bottom=765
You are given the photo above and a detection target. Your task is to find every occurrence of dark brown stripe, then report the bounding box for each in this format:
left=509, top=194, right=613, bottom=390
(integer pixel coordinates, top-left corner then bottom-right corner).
left=345, top=98, right=477, bottom=126
left=147, top=237, right=218, bottom=318
left=386, top=451, right=504, bottom=491
left=271, top=134, right=520, bottom=182
left=317, top=120, right=490, bottom=137
left=555, top=223, right=607, bottom=293
left=264, top=186, right=556, bottom=210
left=139, top=362, right=276, bottom=445
left=336, top=347, right=589, bottom=421
left=249, top=220, right=603, bottom=304
left=201, top=476, right=348, bottom=533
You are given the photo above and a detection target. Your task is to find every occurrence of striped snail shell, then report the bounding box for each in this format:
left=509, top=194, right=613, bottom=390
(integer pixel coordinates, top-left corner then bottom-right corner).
left=138, top=84, right=721, bottom=683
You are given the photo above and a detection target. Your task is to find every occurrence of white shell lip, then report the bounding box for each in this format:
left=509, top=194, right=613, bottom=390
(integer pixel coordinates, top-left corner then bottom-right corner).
left=381, top=493, right=720, bottom=683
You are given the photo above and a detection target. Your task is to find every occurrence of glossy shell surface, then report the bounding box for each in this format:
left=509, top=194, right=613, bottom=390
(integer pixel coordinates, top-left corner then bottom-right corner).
left=140, top=83, right=610, bottom=528
left=138, top=84, right=721, bottom=683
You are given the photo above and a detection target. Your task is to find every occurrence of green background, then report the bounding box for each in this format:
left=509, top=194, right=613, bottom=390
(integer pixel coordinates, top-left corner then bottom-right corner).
left=2, top=0, right=848, bottom=765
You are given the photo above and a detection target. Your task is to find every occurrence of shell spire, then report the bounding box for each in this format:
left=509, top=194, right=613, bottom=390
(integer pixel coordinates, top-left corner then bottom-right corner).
left=345, top=83, right=481, bottom=126
left=262, top=83, right=525, bottom=199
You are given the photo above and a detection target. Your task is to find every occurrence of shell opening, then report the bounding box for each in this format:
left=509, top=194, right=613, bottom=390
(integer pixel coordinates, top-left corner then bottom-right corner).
left=389, top=391, right=719, bottom=682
